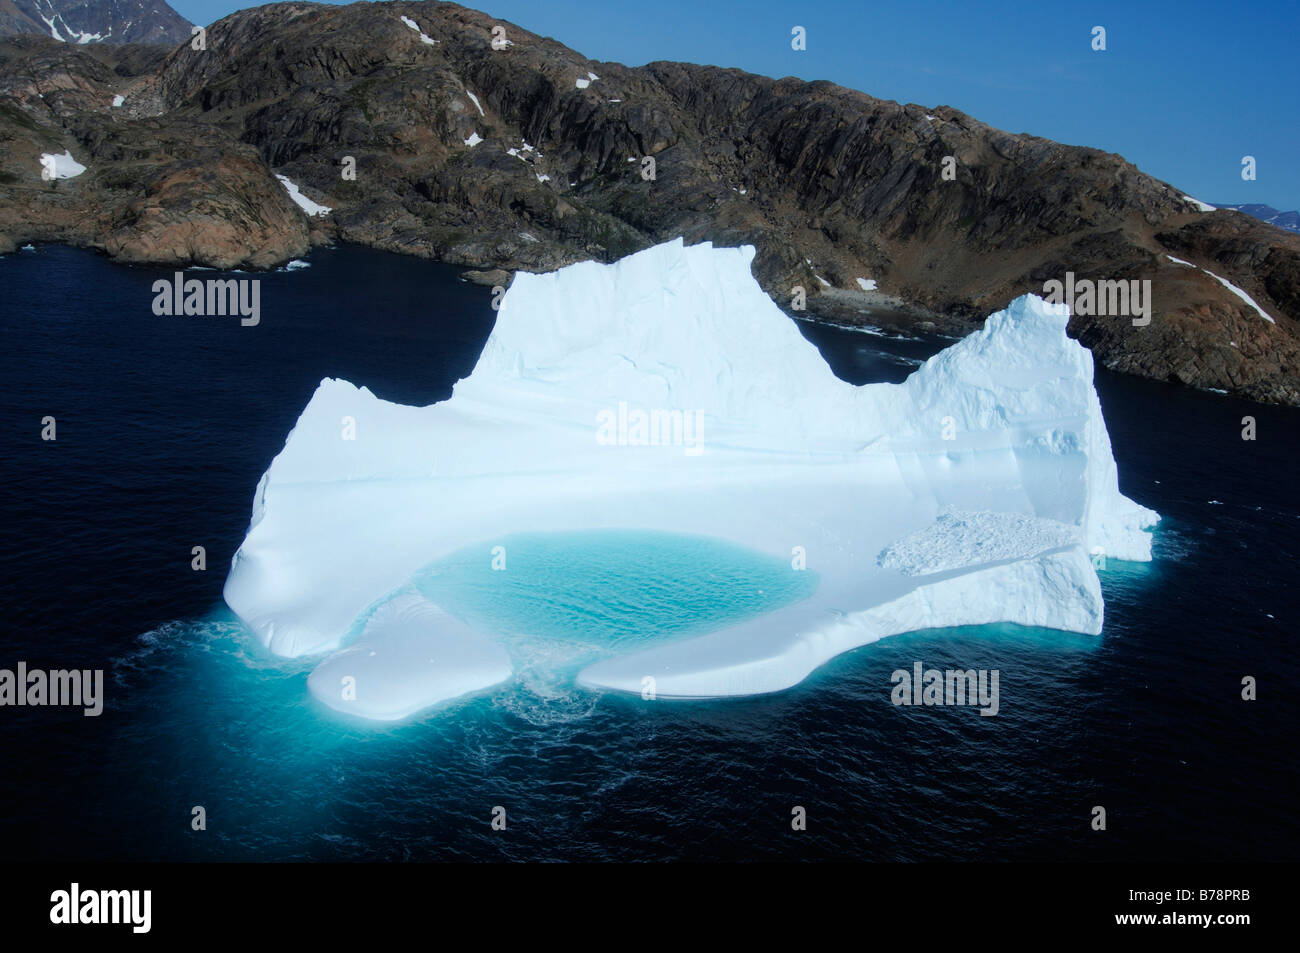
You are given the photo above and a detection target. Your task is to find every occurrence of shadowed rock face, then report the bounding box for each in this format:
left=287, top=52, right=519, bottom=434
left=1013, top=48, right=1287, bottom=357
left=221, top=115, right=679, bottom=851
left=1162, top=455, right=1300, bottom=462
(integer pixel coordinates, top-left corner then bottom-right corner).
left=1, top=1, right=1297, bottom=404
left=0, top=0, right=193, bottom=46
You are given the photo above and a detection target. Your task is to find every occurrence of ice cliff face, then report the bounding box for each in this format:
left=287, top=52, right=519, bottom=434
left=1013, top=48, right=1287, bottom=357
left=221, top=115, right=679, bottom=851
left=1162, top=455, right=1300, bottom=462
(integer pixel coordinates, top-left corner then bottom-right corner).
left=224, top=238, right=1158, bottom=720
left=463, top=238, right=1155, bottom=557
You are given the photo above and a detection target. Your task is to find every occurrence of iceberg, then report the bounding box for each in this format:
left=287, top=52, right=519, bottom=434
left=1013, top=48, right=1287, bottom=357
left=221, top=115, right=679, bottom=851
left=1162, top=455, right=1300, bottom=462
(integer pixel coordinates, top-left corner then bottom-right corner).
left=305, top=594, right=511, bottom=721
left=224, top=238, right=1158, bottom=718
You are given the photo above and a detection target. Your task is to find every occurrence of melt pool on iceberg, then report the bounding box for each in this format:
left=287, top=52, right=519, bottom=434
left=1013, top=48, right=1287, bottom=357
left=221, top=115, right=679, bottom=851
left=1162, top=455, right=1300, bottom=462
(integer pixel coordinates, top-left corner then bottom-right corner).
left=223, top=237, right=1159, bottom=721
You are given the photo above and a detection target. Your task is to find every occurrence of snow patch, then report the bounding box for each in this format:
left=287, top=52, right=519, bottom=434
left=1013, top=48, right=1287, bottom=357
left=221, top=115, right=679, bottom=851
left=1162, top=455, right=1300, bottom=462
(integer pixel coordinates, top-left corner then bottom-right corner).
left=856, top=277, right=878, bottom=291
left=463, top=131, right=482, bottom=147
left=507, top=142, right=540, bottom=164
left=275, top=174, right=332, bottom=217
left=1183, top=195, right=1216, bottom=213
left=399, top=16, right=437, bottom=45
left=1166, top=255, right=1275, bottom=323
left=39, top=14, right=64, bottom=41
left=40, top=150, right=86, bottom=179
left=1201, top=269, right=1276, bottom=323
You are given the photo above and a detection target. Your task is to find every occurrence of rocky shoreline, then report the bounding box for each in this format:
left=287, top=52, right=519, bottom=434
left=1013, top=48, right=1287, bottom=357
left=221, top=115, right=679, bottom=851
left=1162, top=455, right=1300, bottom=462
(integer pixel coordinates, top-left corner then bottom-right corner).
left=1, top=1, right=1297, bottom=404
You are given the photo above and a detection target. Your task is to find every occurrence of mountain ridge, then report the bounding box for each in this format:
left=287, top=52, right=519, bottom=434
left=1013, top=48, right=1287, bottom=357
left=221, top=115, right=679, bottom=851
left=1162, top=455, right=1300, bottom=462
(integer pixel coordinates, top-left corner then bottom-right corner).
left=1213, top=203, right=1300, bottom=236
left=0, top=0, right=192, bottom=46
left=1, top=1, right=1297, bottom=404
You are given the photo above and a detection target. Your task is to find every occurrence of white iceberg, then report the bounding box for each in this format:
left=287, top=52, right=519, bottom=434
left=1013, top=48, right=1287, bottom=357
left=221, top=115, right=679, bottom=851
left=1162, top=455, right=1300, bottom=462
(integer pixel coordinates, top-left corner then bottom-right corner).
left=306, top=594, right=511, bottom=721
left=224, top=238, right=1158, bottom=718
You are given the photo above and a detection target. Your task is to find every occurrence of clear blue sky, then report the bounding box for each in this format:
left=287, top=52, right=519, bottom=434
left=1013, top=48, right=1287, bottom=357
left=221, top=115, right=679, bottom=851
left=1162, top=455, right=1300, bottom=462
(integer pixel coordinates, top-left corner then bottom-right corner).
left=170, top=0, right=1300, bottom=211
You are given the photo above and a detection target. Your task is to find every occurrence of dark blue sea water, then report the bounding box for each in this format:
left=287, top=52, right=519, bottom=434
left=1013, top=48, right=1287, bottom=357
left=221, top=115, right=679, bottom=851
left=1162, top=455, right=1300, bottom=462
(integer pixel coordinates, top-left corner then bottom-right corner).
left=1, top=244, right=1297, bottom=861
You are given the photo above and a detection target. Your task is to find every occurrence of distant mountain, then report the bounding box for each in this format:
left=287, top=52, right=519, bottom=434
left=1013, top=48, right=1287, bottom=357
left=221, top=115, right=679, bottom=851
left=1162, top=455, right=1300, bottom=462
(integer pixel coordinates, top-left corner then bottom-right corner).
left=1, top=1, right=1298, bottom=405
left=1213, top=203, right=1300, bottom=235
left=0, top=0, right=192, bottom=45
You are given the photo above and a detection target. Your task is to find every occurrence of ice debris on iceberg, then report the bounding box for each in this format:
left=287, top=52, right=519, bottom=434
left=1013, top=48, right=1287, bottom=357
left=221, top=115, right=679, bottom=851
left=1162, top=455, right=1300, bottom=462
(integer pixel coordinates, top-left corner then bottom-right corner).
left=223, top=237, right=1158, bottom=720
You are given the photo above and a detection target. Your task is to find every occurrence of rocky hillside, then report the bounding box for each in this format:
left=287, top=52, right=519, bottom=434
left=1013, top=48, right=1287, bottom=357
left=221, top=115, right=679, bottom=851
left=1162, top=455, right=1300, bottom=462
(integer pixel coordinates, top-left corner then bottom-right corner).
left=2, top=1, right=1298, bottom=404
left=0, top=0, right=192, bottom=45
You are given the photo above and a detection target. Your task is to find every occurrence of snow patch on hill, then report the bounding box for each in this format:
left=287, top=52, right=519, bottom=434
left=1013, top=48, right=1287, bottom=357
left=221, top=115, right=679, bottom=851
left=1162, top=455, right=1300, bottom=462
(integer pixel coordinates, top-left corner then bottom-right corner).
left=276, top=174, right=332, bottom=217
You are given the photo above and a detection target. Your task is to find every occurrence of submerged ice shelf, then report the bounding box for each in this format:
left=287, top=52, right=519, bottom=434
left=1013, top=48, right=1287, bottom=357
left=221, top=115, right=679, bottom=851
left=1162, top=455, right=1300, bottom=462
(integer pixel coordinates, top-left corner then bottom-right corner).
left=223, top=238, right=1158, bottom=720
left=414, top=530, right=820, bottom=657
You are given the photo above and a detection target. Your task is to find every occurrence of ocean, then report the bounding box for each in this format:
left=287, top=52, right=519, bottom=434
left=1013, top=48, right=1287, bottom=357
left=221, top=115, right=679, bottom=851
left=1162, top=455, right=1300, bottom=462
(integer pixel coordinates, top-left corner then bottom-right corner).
left=1, top=243, right=1296, bottom=861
